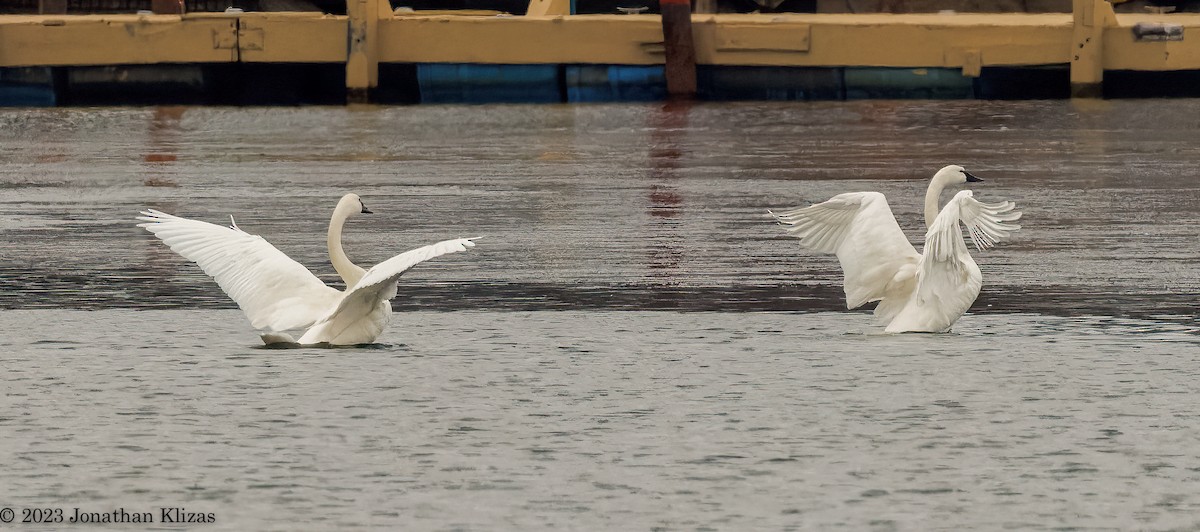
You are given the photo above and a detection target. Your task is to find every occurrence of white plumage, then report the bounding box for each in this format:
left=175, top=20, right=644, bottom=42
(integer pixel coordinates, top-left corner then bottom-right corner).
left=771, top=165, right=1021, bottom=333
left=138, top=193, right=476, bottom=345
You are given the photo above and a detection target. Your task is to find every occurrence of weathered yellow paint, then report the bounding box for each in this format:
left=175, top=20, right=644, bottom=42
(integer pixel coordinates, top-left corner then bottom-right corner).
left=714, top=23, right=810, bottom=53
left=0, top=14, right=236, bottom=67
left=378, top=13, right=1074, bottom=69
left=961, top=49, right=982, bottom=77
left=378, top=15, right=665, bottom=65
left=1070, top=0, right=1116, bottom=94
left=1103, top=14, right=1200, bottom=71
left=6, top=6, right=1200, bottom=96
left=346, top=0, right=381, bottom=91
left=231, top=13, right=346, bottom=63
left=692, top=14, right=1072, bottom=68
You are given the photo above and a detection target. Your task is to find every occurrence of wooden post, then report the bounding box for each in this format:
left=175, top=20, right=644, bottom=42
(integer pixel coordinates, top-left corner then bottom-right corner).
left=346, top=0, right=385, bottom=102
left=151, top=0, right=185, bottom=14
left=660, top=0, right=697, bottom=98
left=1071, top=0, right=1116, bottom=98
left=39, top=0, right=67, bottom=14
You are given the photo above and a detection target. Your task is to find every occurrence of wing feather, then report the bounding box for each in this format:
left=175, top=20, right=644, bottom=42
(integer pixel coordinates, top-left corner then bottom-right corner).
left=959, top=197, right=1022, bottom=251
left=901, top=190, right=1021, bottom=332
left=299, top=238, right=478, bottom=344
left=772, top=192, right=920, bottom=309
left=137, top=209, right=339, bottom=332
left=911, top=196, right=982, bottom=330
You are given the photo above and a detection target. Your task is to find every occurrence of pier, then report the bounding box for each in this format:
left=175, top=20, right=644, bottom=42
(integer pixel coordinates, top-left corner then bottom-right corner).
left=3, top=0, right=1200, bottom=104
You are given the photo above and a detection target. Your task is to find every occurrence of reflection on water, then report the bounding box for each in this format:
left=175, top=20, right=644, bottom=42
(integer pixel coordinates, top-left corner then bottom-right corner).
left=0, top=102, right=1198, bottom=530
left=0, top=100, right=1195, bottom=320
left=646, top=100, right=689, bottom=282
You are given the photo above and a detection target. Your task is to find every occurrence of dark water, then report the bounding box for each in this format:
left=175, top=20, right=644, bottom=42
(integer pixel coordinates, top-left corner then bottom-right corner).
left=0, top=101, right=1197, bottom=530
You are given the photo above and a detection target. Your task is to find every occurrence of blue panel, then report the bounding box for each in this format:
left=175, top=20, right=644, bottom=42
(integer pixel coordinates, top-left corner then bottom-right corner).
left=697, top=66, right=843, bottom=101
left=0, top=67, right=56, bottom=107
left=417, top=63, right=561, bottom=104
left=844, top=68, right=975, bottom=99
left=565, top=65, right=666, bottom=103
left=0, top=85, right=56, bottom=107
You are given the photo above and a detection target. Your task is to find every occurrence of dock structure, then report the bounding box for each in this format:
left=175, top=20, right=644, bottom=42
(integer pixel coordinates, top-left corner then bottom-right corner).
left=2, top=0, right=1200, bottom=104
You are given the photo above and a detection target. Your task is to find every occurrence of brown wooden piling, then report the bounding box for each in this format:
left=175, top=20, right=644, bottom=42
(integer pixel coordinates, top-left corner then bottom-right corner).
left=660, top=0, right=697, bottom=98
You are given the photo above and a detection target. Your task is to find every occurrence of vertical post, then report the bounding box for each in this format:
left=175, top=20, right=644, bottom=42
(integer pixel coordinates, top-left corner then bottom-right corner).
left=1071, top=0, right=1116, bottom=98
left=347, top=0, right=384, bottom=103
left=660, top=0, right=697, bottom=98
left=39, top=0, right=67, bottom=14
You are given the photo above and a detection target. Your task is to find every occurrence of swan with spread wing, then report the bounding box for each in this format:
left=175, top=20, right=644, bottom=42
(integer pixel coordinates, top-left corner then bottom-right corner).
left=138, top=194, right=477, bottom=345
left=770, top=165, right=1021, bottom=333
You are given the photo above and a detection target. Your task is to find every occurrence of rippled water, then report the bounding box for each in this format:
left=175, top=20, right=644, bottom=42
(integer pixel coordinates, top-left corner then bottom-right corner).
left=0, top=101, right=1197, bottom=530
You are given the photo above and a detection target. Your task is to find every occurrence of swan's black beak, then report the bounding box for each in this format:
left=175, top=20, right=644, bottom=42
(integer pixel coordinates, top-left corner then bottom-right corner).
left=964, top=171, right=983, bottom=183
left=360, top=204, right=373, bottom=214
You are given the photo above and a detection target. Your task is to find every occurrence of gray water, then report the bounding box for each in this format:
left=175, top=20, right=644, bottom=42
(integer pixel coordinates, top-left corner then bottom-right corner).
left=0, top=101, right=1197, bottom=530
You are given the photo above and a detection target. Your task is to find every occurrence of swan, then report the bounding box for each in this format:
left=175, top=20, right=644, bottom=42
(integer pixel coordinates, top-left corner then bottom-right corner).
left=137, top=193, right=477, bottom=345
left=770, top=165, right=1021, bottom=333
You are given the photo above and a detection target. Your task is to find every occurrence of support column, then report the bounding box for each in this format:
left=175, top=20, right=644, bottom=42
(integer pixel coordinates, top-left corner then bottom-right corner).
left=660, top=0, right=697, bottom=98
left=347, top=0, right=386, bottom=103
left=1071, top=0, right=1116, bottom=98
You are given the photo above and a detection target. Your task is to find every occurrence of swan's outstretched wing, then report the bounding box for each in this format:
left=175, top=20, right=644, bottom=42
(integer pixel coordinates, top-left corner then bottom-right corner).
left=299, top=238, right=478, bottom=344
left=903, top=191, right=1021, bottom=331
left=959, top=197, right=1022, bottom=252
left=772, top=192, right=920, bottom=309
left=924, top=191, right=1022, bottom=262
left=137, top=209, right=339, bottom=332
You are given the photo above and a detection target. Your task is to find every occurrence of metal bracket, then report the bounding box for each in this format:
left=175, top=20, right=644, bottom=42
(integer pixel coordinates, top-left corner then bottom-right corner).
left=961, top=49, right=982, bottom=78
left=1133, top=22, right=1183, bottom=42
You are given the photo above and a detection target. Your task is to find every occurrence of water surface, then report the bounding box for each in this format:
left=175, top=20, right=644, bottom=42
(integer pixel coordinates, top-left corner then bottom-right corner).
left=0, top=101, right=1197, bottom=530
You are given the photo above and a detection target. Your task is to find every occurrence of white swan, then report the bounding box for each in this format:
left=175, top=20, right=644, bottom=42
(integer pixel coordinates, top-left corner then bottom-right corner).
left=137, top=193, right=477, bottom=345
left=770, top=165, right=1021, bottom=333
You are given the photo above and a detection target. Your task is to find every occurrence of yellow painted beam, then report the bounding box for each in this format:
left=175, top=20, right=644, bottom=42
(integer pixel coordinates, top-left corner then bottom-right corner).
left=693, top=14, right=1072, bottom=68
left=216, top=13, right=347, bottom=63
left=0, top=14, right=237, bottom=67
left=380, top=14, right=665, bottom=65
left=379, top=13, right=1072, bottom=68
left=6, top=10, right=1200, bottom=84
left=1104, top=14, right=1200, bottom=71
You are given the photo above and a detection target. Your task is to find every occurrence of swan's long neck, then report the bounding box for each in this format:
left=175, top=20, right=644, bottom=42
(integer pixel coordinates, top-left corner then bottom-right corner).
left=328, top=207, right=365, bottom=288
left=924, top=177, right=949, bottom=228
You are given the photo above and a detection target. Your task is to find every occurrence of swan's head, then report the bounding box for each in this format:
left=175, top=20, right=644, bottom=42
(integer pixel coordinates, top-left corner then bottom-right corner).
left=934, top=165, right=983, bottom=186
left=336, top=193, right=373, bottom=217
